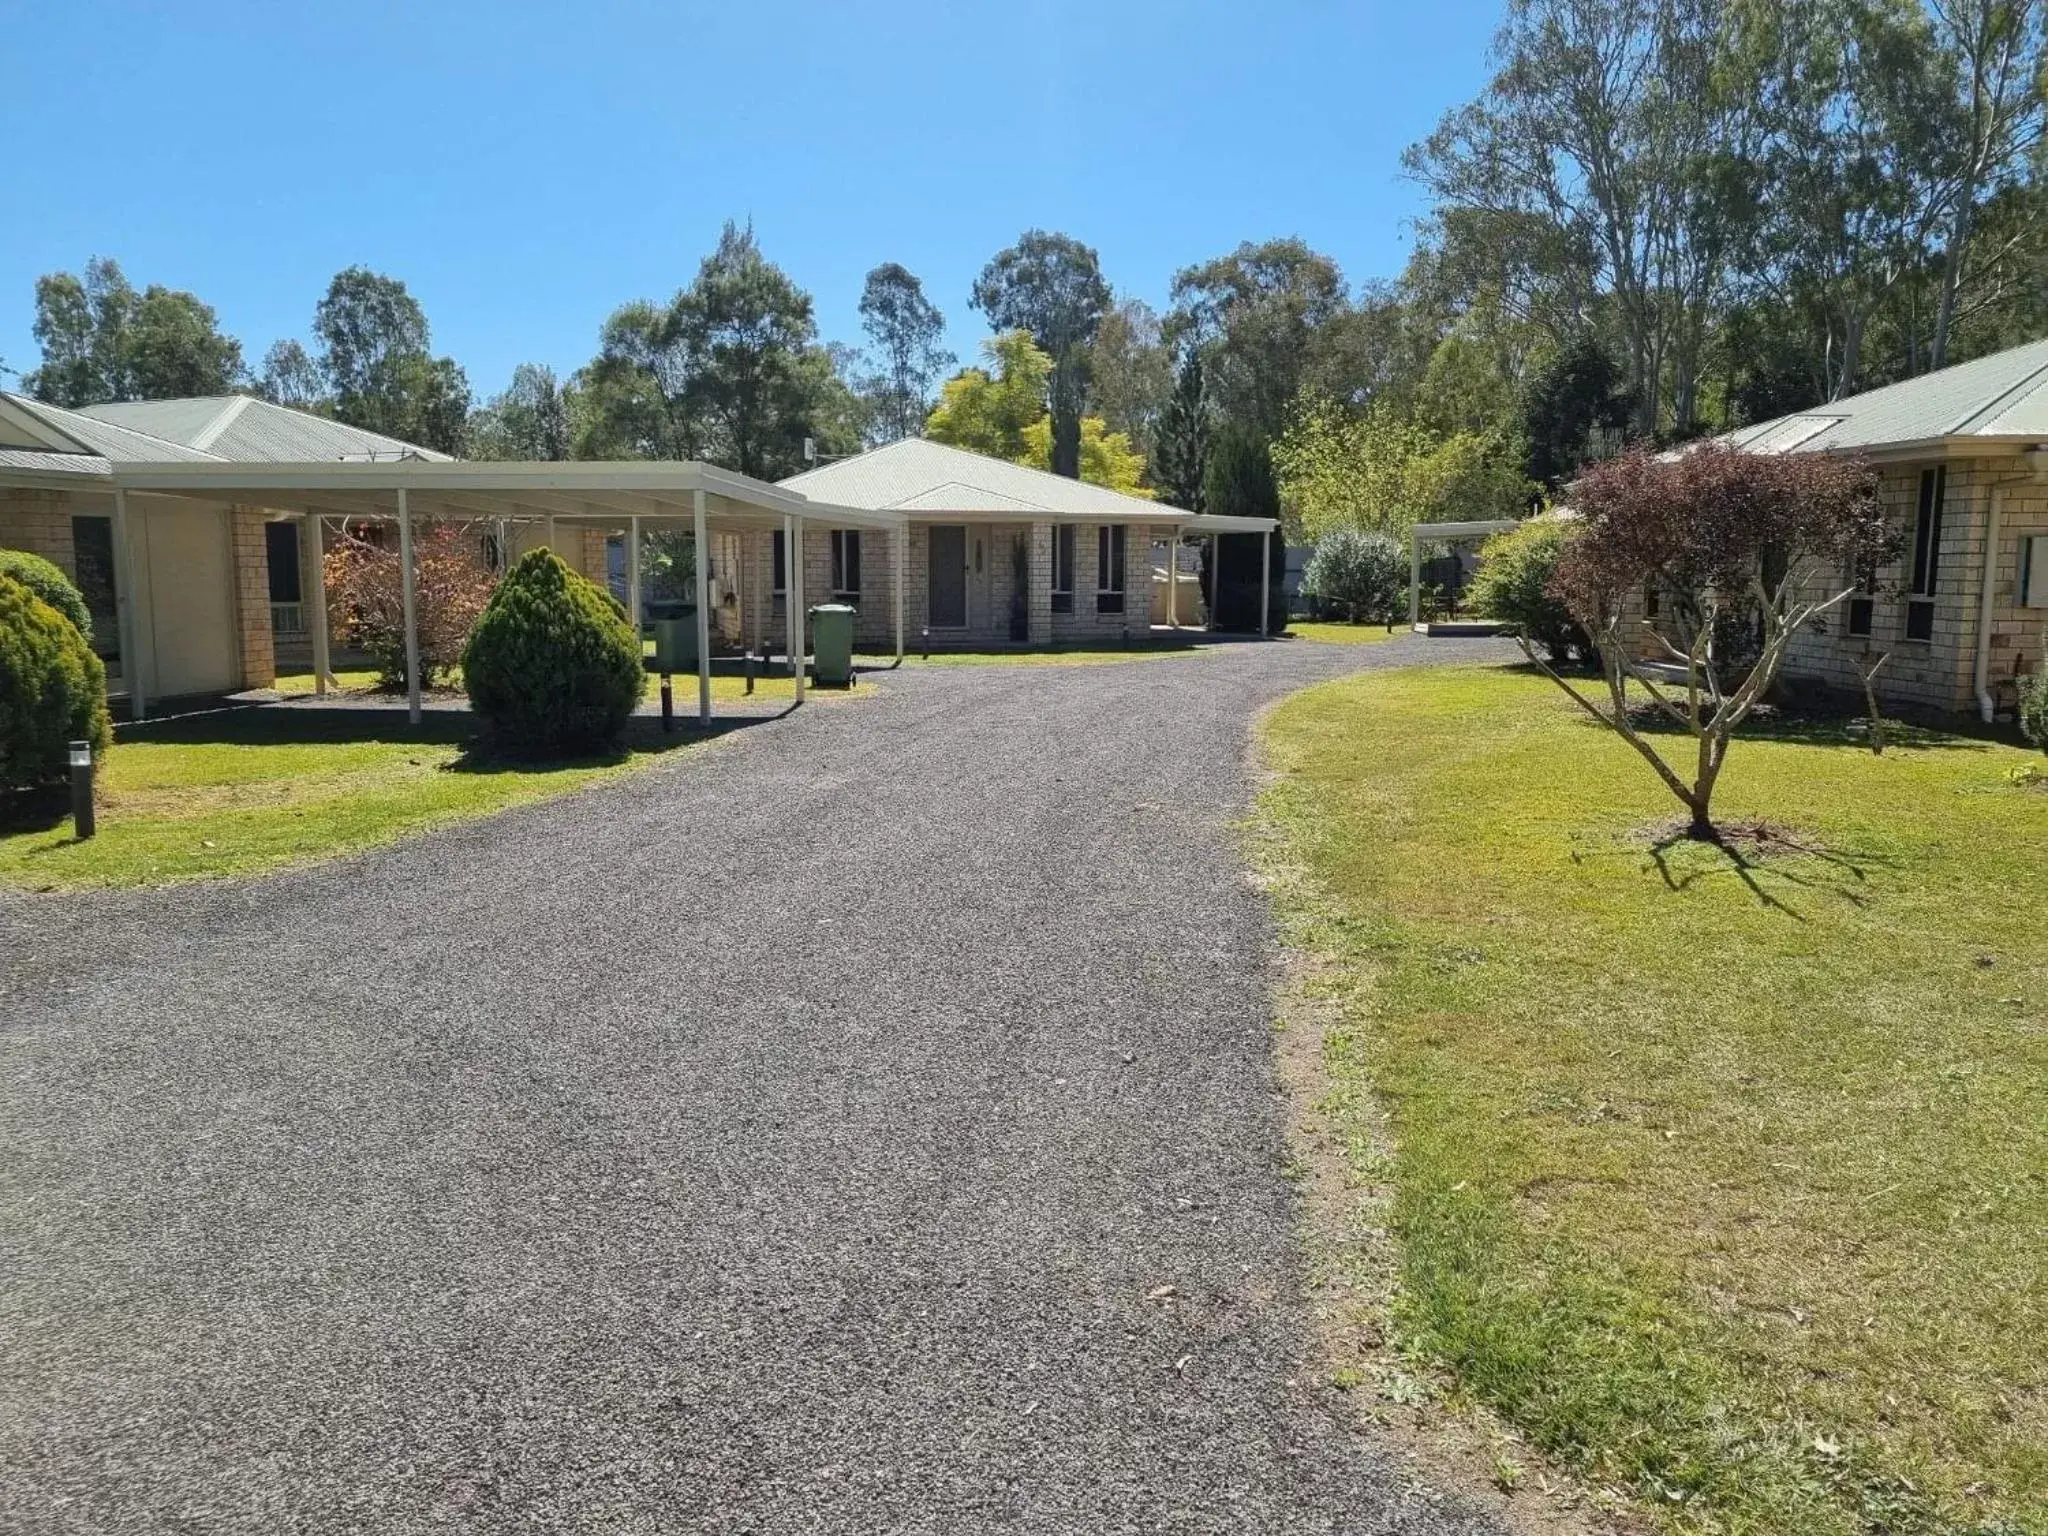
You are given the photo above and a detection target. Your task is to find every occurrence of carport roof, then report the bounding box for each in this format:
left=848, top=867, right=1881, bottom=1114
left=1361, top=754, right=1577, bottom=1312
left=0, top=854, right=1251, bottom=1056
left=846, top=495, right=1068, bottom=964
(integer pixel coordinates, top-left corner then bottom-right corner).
left=780, top=437, right=1278, bottom=533
left=106, top=459, right=907, bottom=530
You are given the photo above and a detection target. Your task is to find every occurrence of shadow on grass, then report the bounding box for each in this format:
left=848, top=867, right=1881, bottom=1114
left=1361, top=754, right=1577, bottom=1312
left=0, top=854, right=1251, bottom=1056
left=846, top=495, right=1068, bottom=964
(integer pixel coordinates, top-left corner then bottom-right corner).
left=0, top=784, right=75, bottom=839
left=1642, top=823, right=1900, bottom=919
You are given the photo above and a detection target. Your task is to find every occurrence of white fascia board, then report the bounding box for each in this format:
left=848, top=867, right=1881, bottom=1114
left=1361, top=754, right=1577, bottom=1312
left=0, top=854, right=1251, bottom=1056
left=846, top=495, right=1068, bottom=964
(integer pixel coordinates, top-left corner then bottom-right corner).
left=1181, top=513, right=1281, bottom=534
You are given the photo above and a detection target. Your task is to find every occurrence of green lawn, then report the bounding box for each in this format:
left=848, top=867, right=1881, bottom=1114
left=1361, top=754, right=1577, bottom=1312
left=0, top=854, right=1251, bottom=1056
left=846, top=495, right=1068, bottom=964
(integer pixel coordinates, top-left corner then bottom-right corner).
left=1258, top=664, right=2047, bottom=1535
left=272, top=666, right=824, bottom=705
left=1288, top=620, right=1410, bottom=645
left=0, top=710, right=700, bottom=891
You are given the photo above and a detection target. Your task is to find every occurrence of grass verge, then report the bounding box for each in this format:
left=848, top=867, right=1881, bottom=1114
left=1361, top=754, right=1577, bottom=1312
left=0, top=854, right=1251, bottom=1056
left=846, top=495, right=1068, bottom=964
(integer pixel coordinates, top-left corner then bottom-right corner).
left=1288, top=620, right=1411, bottom=645
left=1, top=708, right=704, bottom=891
left=1256, top=663, right=2046, bottom=1535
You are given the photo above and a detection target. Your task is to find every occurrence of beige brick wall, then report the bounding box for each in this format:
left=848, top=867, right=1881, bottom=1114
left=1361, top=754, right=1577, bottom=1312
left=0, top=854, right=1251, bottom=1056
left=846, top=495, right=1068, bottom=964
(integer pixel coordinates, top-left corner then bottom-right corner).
left=229, top=508, right=276, bottom=689
left=1610, top=455, right=2043, bottom=718
left=1778, top=456, right=2048, bottom=716
left=0, top=487, right=78, bottom=572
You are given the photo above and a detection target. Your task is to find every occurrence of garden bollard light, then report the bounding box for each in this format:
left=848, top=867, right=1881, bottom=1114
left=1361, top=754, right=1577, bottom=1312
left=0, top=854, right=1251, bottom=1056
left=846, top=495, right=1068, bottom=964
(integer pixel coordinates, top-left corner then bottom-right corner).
left=745, top=651, right=756, bottom=695
left=921, top=626, right=930, bottom=661
left=69, top=740, right=95, bottom=840
left=660, top=673, right=674, bottom=734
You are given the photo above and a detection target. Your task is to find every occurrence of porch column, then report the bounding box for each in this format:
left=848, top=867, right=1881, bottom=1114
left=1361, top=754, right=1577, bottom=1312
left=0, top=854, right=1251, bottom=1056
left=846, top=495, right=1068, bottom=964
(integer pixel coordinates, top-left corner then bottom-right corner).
left=627, top=515, right=642, bottom=636
left=304, top=513, right=332, bottom=695
left=1259, top=527, right=1271, bottom=636
left=1409, top=528, right=1422, bottom=626
left=786, top=513, right=806, bottom=702
left=1210, top=534, right=1221, bottom=630
left=398, top=486, right=421, bottom=724
left=893, top=526, right=906, bottom=661
left=546, top=515, right=558, bottom=555
left=111, top=486, right=145, bottom=721
left=693, top=490, right=712, bottom=726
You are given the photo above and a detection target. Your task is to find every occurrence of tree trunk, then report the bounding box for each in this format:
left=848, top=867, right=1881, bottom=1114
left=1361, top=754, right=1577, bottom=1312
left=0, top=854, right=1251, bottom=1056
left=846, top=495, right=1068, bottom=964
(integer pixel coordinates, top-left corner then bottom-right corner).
left=1933, top=196, right=1974, bottom=371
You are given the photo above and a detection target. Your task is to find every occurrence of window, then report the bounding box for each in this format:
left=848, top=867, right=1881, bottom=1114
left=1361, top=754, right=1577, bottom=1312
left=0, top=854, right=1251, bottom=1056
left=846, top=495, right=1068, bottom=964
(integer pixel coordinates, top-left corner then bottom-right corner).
left=1051, top=525, right=1075, bottom=613
left=2022, top=535, right=2048, bottom=609
left=1904, top=465, right=1945, bottom=642
left=264, top=522, right=302, bottom=604
left=1847, top=596, right=1875, bottom=637
left=772, top=529, right=787, bottom=595
left=69, top=515, right=119, bottom=663
left=1095, top=524, right=1126, bottom=614
left=831, top=530, right=860, bottom=598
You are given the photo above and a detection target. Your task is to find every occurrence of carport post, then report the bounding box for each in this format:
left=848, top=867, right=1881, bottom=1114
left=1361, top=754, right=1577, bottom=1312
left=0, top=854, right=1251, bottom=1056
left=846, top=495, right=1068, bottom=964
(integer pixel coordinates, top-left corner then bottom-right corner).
left=786, top=513, right=806, bottom=703
left=893, top=525, right=905, bottom=661
left=304, top=513, right=331, bottom=695
left=1209, top=534, right=1220, bottom=628
left=398, top=487, right=421, bottom=724
left=1168, top=525, right=1180, bottom=627
left=111, top=486, right=145, bottom=721
left=1409, top=528, right=1422, bottom=626
left=627, top=515, right=642, bottom=637
left=692, top=490, right=712, bottom=726
left=1259, top=527, right=1271, bottom=637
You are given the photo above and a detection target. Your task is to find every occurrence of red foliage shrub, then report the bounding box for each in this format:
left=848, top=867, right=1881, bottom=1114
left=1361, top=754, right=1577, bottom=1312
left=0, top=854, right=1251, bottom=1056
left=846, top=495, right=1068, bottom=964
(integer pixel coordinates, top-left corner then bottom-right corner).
left=324, top=521, right=497, bottom=689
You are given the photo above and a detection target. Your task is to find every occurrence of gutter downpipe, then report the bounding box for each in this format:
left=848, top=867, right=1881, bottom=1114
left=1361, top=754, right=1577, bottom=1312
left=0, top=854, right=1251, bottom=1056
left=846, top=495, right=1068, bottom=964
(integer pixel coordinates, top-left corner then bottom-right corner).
left=1975, top=483, right=2002, bottom=722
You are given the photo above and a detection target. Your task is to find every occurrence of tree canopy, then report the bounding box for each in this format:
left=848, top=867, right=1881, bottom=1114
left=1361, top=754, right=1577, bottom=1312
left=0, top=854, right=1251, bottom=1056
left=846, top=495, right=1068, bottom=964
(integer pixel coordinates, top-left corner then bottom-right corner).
left=25, top=257, right=244, bottom=405
left=926, top=331, right=1148, bottom=495
left=971, top=231, right=1111, bottom=479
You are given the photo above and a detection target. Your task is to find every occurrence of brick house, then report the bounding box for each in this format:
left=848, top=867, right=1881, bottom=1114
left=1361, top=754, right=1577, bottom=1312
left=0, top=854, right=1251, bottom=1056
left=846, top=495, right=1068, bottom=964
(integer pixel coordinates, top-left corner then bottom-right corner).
left=1661, top=342, right=2048, bottom=721
left=779, top=438, right=1277, bottom=649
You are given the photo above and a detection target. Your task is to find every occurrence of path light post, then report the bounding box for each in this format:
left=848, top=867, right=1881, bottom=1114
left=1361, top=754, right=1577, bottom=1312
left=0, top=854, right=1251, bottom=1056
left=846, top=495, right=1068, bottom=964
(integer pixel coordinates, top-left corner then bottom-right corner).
left=69, top=740, right=95, bottom=840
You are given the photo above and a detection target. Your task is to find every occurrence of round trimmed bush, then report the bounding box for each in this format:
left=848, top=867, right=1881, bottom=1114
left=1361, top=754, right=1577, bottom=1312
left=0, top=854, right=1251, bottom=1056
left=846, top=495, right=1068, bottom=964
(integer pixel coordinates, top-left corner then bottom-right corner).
left=461, top=547, right=642, bottom=757
left=2019, top=668, right=2048, bottom=755
left=1468, top=516, right=1593, bottom=666
left=0, top=549, right=92, bottom=641
left=0, top=573, right=112, bottom=793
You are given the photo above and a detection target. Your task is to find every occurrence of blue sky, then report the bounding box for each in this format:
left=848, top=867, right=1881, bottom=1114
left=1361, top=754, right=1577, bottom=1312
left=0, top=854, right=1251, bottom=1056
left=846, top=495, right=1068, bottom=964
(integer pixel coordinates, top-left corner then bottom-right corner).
left=0, top=0, right=1501, bottom=400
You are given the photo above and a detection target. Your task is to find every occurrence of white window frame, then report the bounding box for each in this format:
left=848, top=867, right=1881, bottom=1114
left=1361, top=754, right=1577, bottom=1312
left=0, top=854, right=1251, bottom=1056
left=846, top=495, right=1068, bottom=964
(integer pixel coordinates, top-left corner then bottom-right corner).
left=831, top=529, right=861, bottom=599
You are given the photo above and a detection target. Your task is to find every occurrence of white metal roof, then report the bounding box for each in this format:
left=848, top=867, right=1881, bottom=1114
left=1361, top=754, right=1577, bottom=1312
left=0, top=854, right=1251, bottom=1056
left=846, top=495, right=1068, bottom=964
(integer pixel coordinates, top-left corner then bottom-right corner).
left=71, top=395, right=454, bottom=463
left=780, top=437, right=1276, bottom=532
left=1727, top=337, right=2048, bottom=456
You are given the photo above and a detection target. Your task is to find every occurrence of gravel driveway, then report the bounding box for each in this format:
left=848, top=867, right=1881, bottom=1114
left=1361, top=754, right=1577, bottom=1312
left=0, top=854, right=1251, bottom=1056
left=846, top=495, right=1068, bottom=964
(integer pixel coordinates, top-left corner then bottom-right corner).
left=1, top=635, right=1515, bottom=1535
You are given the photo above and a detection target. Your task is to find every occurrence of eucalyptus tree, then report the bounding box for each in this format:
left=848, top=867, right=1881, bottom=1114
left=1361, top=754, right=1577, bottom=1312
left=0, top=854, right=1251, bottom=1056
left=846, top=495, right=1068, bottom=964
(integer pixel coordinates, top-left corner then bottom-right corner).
left=1405, top=0, right=1764, bottom=435
left=970, top=231, right=1111, bottom=479
left=857, top=262, right=952, bottom=441
left=1168, top=238, right=1355, bottom=442
left=26, top=257, right=244, bottom=405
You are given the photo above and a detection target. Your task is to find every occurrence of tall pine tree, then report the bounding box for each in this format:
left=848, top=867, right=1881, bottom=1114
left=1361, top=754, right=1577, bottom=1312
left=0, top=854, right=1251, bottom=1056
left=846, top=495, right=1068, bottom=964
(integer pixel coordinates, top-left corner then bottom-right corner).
left=1153, top=344, right=1210, bottom=512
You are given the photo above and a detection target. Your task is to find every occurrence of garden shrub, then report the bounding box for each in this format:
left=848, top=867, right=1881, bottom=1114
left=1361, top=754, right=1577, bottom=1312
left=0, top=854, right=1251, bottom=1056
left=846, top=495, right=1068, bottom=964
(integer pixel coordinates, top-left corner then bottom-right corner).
left=1301, top=528, right=1406, bottom=623
left=0, top=549, right=92, bottom=641
left=0, top=573, right=111, bottom=793
left=2019, top=668, right=2048, bottom=754
left=461, top=547, right=642, bottom=758
left=1469, top=516, right=1592, bottom=665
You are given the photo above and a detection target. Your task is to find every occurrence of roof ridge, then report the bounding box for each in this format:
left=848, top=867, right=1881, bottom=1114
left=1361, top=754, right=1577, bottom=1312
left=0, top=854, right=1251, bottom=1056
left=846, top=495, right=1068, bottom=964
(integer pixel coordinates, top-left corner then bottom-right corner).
left=187, top=394, right=255, bottom=452
left=1948, top=346, right=2048, bottom=435
left=27, top=396, right=229, bottom=460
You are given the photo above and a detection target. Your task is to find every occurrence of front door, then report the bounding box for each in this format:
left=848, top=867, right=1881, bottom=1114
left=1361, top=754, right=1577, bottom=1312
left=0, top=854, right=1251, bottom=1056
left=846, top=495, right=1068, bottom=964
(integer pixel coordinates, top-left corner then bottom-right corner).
left=928, top=524, right=967, bottom=628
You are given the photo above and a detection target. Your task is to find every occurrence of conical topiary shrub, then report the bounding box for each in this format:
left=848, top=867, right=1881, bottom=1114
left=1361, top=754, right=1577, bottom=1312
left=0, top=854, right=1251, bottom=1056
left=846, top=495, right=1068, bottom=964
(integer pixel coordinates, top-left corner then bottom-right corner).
left=461, top=548, right=642, bottom=758
left=0, top=572, right=111, bottom=793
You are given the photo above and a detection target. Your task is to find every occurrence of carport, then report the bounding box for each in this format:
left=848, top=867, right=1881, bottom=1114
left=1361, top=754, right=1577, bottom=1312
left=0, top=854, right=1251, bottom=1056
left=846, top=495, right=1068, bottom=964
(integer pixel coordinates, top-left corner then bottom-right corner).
left=110, top=460, right=908, bottom=726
